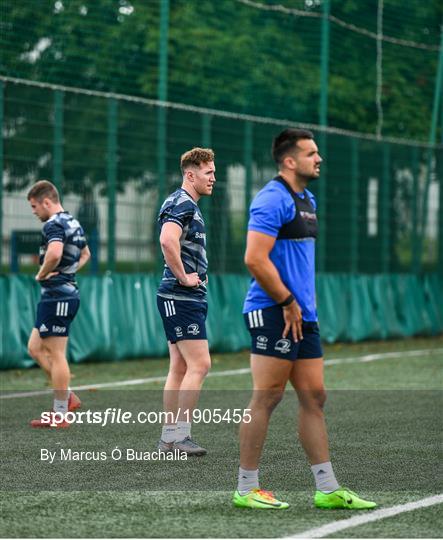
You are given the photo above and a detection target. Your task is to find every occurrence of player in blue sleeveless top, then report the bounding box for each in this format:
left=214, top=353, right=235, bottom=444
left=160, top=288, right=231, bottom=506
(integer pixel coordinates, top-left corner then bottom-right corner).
left=233, top=129, right=376, bottom=510
left=156, top=148, right=216, bottom=456
left=27, top=181, right=90, bottom=428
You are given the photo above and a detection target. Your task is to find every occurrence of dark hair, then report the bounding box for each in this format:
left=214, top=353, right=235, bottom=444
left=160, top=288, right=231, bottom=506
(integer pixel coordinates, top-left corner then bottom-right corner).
left=271, top=128, right=314, bottom=165
left=180, top=147, right=215, bottom=174
left=27, top=180, right=60, bottom=203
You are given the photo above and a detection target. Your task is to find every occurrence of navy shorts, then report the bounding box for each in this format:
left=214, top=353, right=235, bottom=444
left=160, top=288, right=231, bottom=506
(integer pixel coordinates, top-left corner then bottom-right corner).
left=157, top=296, right=208, bottom=343
left=35, top=298, right=80, bottom=338
left=244, top=304, right=323, bottom=360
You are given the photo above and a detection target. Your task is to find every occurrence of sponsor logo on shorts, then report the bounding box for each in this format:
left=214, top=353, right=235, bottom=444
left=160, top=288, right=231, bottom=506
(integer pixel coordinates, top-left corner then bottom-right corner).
left=256, top=335, right=268, bottom=351
left=174, top=326, right=183, bottom=337
left=52, top=325, right=66, bottom=334
left=39, top=323, right=48, bottom=333
left=275, top=338, right=291, bottom=354
left=187, top=323, right=200, bottom=335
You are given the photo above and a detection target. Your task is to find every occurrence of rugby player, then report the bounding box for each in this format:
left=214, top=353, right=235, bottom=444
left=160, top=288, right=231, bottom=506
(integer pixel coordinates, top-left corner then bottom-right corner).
left=156, top=148, right=216, bottom=456
left=233, top=129, right=376, bottom=510
left=27, top=180, right=90, bottom=428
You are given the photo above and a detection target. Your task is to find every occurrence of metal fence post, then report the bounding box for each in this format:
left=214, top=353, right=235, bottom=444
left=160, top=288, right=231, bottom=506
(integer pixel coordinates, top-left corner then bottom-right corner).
left=319, top=0, right=330, bottom=129
left=317, top=131, right=327, bottom=272
left=429, top=28, right=443, bottom=154
left=107, top=98, right=118, bottom=272
left=156, top=106, right=167, bottom=272
left=441, top=86, right=443, bottom=144
left=419, top=29, right=443, bottom=272
left=244, top=121, right=253, bottom=232
left=200, top=113, right=212, bottom=222
left=0, top=81, right=3, bottom=269
left=438, top=149, right=443, bottom=273
left=381, top=142, right=391, bottom=272
left=411, top=146, right=420, bottom=272
left=317, top=0, right=330, bottom=273
left=350, top=137, right=359, bottom=273
left=440, top=85, right=443, bottom=144
left=156, top=0, right=170, bottom=271
left=53, top=90, right=64, bottom=195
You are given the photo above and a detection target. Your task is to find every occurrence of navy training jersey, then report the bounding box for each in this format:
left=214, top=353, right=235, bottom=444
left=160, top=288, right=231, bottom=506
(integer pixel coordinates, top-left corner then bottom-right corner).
left=39, top=211, right=87, bottom=299
left=157, top=188, right=207, bottom=302
left=243, top=176, right=318, bottom=321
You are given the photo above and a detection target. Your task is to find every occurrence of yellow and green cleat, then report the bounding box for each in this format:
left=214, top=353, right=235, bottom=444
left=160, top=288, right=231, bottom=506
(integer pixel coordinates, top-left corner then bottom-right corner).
left=315, top=488, right=377, bottom=509
left=233, top=488, right=289, bottom=509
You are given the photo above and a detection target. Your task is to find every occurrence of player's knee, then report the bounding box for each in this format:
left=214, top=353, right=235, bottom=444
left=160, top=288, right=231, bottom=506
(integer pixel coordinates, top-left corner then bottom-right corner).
left=27, top=341, right=41, bottom=360
left=300, top=388, right=327, bottom=411
left=45, top=350, right=67, bottom=365
left=314, top=389, right=327, bottom=409
left=253, top=388, right=284, bottom=411
left=190, top=359, right=210, bottom=378
left=268, top=391, right=284, bottom=411
left=169, top=363, right=187, bottom=378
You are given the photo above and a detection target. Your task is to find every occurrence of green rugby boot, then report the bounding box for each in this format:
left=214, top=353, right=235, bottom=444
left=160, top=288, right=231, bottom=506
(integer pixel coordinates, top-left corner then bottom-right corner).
left=233, top=488, right=289, bottom=509
left=315, top=487, right=377, bottom=509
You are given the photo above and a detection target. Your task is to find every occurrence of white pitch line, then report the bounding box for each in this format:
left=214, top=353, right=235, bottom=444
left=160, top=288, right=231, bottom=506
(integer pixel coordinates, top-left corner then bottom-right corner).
left=287, top=493, right=443, bottom=539
left=0, top=368, right=251, bottom=399
left=1, top=348, right=442, bottom=400
left=324, top=347, right=443, bottom=366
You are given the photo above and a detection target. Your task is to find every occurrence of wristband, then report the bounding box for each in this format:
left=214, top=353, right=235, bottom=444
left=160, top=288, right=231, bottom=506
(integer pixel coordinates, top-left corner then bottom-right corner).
left=278, top=294, right=294, bottom=307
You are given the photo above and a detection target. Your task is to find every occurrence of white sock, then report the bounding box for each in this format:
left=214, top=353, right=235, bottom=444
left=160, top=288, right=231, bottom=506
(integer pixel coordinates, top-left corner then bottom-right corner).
left=176, top=421, right=191, bottom=440
left=53, top=398, right=68, bottom=414
left=161, top=424, right=177, bottom=443
left=237, top=467, right=259, bottom=495
left=311, top=461, right=340, bottom=493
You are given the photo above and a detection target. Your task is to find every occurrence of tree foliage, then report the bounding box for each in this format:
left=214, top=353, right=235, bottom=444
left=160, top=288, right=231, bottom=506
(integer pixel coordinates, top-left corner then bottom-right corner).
left=1, top=0, right=441, bottom=190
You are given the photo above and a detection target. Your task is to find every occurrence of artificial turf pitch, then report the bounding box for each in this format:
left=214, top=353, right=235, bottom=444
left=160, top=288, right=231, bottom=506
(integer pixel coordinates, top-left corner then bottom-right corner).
left=1, top=337, right=442, bottom=538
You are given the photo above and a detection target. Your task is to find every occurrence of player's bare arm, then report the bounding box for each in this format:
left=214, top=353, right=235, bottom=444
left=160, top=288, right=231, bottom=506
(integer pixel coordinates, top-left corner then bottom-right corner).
left=245, top=230, right=303, bottom=341
left=160, top=221, right=201, bottom=287
left=77, top=245, right=91, bottom=272
left=35, top=241, right=63, bottom=281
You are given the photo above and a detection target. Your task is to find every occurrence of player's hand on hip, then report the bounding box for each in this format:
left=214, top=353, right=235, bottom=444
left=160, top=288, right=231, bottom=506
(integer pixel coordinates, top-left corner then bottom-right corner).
left=35, top=271, right=59, bottom=281
left=282, top=301, right=303, bottom=342
left=179, top=272, right=202, bottom=288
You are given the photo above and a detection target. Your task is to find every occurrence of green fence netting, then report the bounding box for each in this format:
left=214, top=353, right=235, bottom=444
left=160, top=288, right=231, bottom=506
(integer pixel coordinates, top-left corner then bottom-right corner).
left=2, top=1, right=442, bottom=276
left=1, top=273, right=442, bottom=369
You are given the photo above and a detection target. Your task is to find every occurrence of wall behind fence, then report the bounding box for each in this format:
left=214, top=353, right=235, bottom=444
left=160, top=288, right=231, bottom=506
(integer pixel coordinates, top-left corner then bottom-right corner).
left=1, top=273, right=442, bottom=369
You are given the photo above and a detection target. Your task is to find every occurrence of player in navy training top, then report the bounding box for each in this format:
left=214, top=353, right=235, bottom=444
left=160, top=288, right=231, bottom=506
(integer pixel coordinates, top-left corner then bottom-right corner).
left=233, top=129, right=376, bottom=510
left=156, top=148, right=216, bottom=456
left=157, top=189, right=208, bottom=303
left=27, top=180, right=90, bottom=428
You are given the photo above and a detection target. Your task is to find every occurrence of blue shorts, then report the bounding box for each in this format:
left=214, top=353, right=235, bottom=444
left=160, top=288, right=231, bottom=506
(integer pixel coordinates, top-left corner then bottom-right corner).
left=157, top=296, right=208, bottom=343
left=244, top=304, right=323, bottom=360
left=35, top=298, right=80, bottom=338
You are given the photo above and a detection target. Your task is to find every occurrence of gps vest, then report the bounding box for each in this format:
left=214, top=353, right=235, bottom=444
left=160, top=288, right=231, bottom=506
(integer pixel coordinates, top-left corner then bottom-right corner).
left=275, top=176, right=318, bottom=240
